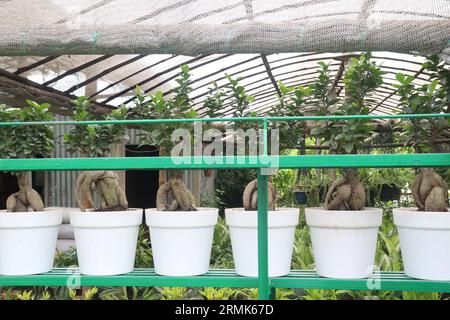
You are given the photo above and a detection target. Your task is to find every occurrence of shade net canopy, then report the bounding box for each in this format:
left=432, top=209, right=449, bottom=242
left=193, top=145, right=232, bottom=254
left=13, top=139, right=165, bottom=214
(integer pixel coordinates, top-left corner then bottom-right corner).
left=0, top=0, right=449, bottom=58
left=0, top=1, right=448, bottom=117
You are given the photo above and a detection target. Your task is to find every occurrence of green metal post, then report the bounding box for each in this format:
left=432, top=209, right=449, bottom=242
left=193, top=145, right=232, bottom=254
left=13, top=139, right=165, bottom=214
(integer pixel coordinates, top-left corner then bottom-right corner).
left=257, top=169, right=270, bottom=300
left=269, top=287, right=277, bottom=300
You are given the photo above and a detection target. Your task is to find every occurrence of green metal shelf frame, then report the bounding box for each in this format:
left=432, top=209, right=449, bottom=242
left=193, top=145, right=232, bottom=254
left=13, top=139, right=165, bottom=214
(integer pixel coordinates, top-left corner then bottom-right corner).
left=2, top=268, right=450, bottom=294
left=0, top=113, right=449, bottom=300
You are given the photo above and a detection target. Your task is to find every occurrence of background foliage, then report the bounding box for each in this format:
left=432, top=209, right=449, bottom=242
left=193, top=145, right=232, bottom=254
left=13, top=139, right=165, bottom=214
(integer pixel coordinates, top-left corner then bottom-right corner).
left=0, top=100, right=54, bottom=159
left=64, top=96, right=128, bottom=157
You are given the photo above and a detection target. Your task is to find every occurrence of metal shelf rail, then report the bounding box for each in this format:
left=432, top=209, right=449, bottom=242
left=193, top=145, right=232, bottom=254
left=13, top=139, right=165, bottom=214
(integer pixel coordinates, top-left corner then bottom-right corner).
left=0, top=113, right=449, bottom=299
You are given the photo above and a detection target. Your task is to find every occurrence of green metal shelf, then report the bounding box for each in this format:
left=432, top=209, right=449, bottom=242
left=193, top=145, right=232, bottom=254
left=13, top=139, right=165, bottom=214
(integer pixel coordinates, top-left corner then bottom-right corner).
left=0, top=268, right=258, bottom=288
left=0, top=154, right=448, bottom=171
left=2, top=269, right=449, bottom=294
left=271, top=270, right=450, bottom=293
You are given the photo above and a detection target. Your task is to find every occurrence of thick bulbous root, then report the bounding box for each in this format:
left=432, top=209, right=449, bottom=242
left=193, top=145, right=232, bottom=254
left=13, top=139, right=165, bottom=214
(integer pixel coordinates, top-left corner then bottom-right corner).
left=411, top=168, right=448, bottom=212
left=76, top=170, right=128, bottom=212
left=6, top=187, right=44, bottom=212
left=243, top=179, right=278, bottom=211
left=324, top=169, right=365, bottom=211
left=156, top=178, right=197, bottom=211
left=6, top=172, right=44, bottom=212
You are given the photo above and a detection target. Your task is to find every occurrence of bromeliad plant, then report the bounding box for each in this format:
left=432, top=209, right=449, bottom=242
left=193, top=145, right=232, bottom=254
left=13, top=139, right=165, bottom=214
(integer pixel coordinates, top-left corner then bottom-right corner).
left=64, top=96, right=129, bottom=211
left=395, top=55, right=449, bottom=212
left=311, top=53, right=385, bottom=210
left=0, top=100, right=54, bottom=212
left=131, top=65, right=198, bottom=211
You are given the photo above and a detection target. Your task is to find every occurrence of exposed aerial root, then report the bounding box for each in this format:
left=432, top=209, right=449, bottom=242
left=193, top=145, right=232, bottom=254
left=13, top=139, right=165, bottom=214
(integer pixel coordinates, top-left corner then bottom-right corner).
left=6, top=172, right=44, bottom=212
left=324, top=169, right=365, bottom=211
left=411, top=168, right=448, bottom=212
left=242, top=179, right=278, bottom=211
left=156, top=177, right=197, bottom=211
left=76, top=170, right=128, bottom=212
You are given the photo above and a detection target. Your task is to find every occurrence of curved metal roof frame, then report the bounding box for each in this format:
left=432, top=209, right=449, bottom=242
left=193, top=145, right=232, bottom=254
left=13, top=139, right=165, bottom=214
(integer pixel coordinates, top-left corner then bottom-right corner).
left=0, top=51, right=441, bottom=118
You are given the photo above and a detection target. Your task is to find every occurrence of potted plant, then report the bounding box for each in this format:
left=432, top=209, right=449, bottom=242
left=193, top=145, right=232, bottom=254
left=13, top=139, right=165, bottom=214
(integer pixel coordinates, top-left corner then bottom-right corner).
left=306, top=53, right=384, bottom=279
left=292, top=168, right=312, bottom=206
left=134, top=65, right=218, bottom=276
left=0, top=100, right=62, bottom=275
left=64, top=97, right=142, bottom=275
left=293, top=189, right=308, bottom=206
left=225, top=180, right=299, bottom=277
left=367, top=168, right=409, bottom=204
left=225, top=80, right=300, bottom=277
left=270, top=82, right=313, bottom=207
left=393, top=55, right=450, bottom=280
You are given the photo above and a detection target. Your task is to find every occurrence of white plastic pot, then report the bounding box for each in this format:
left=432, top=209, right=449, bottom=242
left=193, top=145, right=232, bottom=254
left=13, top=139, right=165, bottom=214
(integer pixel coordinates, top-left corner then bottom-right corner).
left=225, top=208, right=299, bottom=277
left=394, top=207, right=450, bottom=281
left=0, top=209, right=62, bottom=275
left=306, top=207, right=382, bottom=279
left=146, top=208, right=218, bottom=276
left=70, top=209, right=143, bottom=275
left=47, top=207, right=78, bottom=252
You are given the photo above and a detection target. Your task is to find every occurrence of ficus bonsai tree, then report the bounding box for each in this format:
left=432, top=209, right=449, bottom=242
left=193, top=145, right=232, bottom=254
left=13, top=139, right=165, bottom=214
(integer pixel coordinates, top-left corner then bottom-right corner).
left=269, top=81, right=313, bottom=193
left=311, top=53, right=385, bottom=210
left=64, top=96, right=129, bottom=212
left=196, top=73, right=278, bottom=211
left=0, top=100, right=54, bottom=212
left=203, top=80, right=226, bottom=119
left=220, top=75, right=277, bottom=210
left=131, top=65, right=198, bottom=211
left=395, top=55, right=449, bottom=212
left=269, top=81, right=312, bottom=152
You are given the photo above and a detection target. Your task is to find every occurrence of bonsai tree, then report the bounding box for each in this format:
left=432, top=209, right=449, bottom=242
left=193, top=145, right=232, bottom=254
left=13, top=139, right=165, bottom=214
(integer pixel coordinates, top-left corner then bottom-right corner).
left=0, top=100, right=54, bottom=212
left=131, top=65, right=198, bottom=211
left=221, top=75, right=277, bottom=210
left=311, top=53, right=385, bottom=210
left=64, top=97, right=129, bottom=211
left=203, top=80, right=226, bottom=119
left=203, top=74, right=271, bottom=210
left=269, top=81, right=313, bottom=196
left=269, top=81, right=312, bottom=152
left=395, top=55, right=449, bottom=212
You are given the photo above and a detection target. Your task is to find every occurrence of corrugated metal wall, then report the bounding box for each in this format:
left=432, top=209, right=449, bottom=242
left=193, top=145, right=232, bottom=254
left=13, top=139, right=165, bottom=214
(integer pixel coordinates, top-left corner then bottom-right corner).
left=45, top=115, right=79, bottom=207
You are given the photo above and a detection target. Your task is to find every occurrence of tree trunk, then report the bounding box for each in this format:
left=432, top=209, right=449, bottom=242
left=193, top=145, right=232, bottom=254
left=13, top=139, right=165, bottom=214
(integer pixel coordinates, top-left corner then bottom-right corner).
left=324, top=168, right=365, bottom=210
left=6, top=171, right=44, bottom=212
left=411, top=168, right=448, bottom=212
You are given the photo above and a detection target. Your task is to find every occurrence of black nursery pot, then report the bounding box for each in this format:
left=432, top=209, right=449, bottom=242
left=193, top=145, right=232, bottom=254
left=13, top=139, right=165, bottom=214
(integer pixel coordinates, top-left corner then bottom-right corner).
left=369, top=184, right=401, bottom=203
left=380, top=184, right=401, bottom=201
left=293, top=190, right=308, bottom=205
